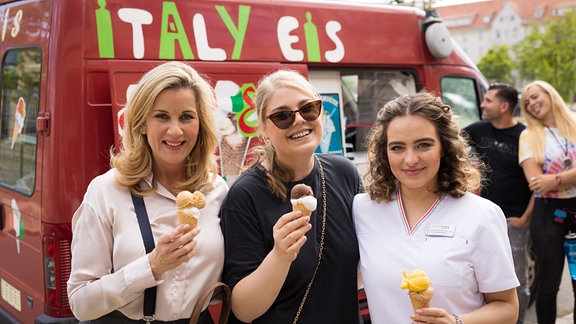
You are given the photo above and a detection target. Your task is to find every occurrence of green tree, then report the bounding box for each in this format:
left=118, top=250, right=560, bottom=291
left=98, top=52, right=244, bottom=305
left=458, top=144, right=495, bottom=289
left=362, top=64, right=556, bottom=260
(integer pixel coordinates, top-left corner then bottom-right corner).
left=477, top=45, right=514, bottom=84
left=514, top=9, right=576, bottom=103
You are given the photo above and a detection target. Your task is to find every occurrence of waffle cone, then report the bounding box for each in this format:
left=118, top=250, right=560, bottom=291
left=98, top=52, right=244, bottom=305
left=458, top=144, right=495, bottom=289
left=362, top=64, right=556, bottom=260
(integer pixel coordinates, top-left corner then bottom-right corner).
left=292, top=201, right=312, bottom=217
left=177, top=210, right=198, bottom=233
left=408, top=287, right=434, bottom=312
left=220, top=135, right=248, bottom=177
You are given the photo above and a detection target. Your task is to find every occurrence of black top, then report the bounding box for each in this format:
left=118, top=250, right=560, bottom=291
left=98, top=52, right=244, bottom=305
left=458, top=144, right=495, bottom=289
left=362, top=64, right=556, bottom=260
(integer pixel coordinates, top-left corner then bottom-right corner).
left=464, top=121, right=532, bottom=217
left=220, top=154, right=363, bottom=323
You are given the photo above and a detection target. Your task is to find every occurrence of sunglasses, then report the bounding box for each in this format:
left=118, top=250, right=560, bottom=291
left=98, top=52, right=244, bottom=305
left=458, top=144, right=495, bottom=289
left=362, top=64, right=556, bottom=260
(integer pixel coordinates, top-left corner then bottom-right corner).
left=265, top=100, right=323, bottom=129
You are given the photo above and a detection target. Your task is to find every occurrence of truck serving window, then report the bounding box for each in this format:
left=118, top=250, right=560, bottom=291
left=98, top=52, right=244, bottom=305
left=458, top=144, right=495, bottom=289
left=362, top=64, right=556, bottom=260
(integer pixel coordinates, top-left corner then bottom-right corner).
left=341, top=69, right=418, bottom=155
left=0, top=48, right=41, bottom=195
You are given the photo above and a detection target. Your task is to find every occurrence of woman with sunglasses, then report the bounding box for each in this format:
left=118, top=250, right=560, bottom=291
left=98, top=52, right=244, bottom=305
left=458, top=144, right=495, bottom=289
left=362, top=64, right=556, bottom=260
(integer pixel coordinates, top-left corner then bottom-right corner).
left=220, top=70, right=364, bottom=323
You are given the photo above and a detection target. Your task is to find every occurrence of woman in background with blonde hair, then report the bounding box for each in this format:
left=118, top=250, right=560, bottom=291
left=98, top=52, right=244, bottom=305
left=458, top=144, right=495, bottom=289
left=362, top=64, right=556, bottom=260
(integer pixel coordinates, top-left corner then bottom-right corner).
left=519, top=80, right=576, bottom=324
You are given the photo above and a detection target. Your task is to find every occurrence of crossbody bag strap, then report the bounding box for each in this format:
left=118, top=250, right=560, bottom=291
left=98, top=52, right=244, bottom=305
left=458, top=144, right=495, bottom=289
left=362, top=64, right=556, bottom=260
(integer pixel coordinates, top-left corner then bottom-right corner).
left=189, top=282, right=231, bottom=324
left=130, top=192, right=157, bottom=322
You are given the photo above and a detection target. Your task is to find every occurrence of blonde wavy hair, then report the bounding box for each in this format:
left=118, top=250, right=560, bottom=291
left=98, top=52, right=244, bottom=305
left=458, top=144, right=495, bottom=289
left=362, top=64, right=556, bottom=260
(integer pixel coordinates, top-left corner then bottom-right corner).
left=249, top=69, right=321, bottom=201
left=364, top=91, right=482, bottom=202
left=110, top=61, right=218, bottom=195
left=520, top=80, right=576, bottom=165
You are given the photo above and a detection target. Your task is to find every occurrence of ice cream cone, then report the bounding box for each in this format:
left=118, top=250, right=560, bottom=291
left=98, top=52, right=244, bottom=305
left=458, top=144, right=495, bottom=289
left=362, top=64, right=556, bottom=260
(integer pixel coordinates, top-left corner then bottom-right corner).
left=176, top=191, right=205, bottom=233
left=11, top=124, right=20, bottom=149
left=221, top=134, right=248, bottom=178
left=408, top=287, right=434, bottom=311
left=292, top=201, right=312, bottom=217
left=178, top=210, right=198, bottom=232
left=290, top=184, right=316, bottom=218
left=401, top=269, right=434, bottom=312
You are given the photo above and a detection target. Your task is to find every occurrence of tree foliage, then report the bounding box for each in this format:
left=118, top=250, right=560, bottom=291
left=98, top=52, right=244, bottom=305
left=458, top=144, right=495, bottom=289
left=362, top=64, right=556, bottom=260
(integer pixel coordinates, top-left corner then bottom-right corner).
left=514, top=9, right=576, bottom=103
left=477, top=45, right=514, bottom=84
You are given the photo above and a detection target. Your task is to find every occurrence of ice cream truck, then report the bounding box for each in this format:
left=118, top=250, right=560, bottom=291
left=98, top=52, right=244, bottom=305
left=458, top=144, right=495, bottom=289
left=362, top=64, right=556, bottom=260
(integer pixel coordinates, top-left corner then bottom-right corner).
left=0, top=0, right=488, bottom=322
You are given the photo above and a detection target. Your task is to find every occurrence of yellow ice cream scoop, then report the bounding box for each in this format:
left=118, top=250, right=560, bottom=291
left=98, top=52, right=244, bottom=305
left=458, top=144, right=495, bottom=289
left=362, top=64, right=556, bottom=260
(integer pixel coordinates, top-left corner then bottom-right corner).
left=401, top=269, right=432, bottom=292
left=401, top=269, right=434, bottom=311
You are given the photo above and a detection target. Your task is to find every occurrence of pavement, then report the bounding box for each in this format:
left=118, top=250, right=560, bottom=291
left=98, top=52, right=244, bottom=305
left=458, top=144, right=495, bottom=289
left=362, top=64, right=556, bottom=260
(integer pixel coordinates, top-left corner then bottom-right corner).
left=525, top=263, right=574, bottom=324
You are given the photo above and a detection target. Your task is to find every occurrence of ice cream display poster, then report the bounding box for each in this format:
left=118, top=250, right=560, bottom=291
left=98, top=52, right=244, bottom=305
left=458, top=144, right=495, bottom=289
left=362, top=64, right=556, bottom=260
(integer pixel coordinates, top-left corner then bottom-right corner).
left=316, top=93, right=343, bottom=155
left=11, top=97, right=26, bottom=150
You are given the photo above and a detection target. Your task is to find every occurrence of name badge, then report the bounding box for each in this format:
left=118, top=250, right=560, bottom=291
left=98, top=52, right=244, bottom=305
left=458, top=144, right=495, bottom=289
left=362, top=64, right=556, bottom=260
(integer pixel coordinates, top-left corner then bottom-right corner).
left=426, top=224, right=456, bottom=237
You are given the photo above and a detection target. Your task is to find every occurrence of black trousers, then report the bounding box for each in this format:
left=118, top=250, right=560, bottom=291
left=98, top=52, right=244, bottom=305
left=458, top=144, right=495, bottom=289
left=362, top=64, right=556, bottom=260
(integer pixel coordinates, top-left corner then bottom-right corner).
left=82, top=310, right=214, bottom=324
left=530, top=197, right=576, bottom=324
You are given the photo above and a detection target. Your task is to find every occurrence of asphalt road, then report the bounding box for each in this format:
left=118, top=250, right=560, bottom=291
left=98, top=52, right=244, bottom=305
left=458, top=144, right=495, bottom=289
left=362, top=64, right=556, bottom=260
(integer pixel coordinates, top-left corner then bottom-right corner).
left=525, top=263, right=574, bottom=324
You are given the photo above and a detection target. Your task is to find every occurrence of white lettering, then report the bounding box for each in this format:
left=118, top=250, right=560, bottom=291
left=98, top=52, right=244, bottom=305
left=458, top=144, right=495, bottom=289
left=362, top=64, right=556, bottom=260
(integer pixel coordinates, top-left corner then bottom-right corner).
left=193, top=14, right=226, bottom=61
left=215, top=80, right=240, bottom=113
left=11, top=10, right=22, bottom=38
left=2, top=9, right=9, bottom=41
left=277, top=16, right=303, bottom=62
left=325, top=20, right=344, bottom=63
left=118, top=8, right=153, bottom=59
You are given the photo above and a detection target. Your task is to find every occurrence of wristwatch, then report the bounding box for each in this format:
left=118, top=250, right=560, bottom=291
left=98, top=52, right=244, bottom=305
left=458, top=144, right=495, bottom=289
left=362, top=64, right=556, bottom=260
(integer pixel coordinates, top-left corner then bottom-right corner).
left=451, top=314, right=463, bottom=324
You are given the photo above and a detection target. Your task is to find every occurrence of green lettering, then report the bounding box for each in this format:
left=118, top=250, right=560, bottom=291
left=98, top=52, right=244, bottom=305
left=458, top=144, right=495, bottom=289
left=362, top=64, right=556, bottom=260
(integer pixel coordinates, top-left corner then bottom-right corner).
left=159, top=2, right=194, bottom=59
left=95, top=0, right=115, bottom=58
left=304, top=12, right=320, bottom=62
left=215, top=5, right=250, bottom=60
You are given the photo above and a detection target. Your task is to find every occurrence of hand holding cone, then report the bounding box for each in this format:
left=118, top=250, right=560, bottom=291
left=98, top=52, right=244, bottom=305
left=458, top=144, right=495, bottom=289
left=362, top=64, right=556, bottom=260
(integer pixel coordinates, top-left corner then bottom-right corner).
left=176, top=190, right=206, bottom=233
left=401, top=269, right=434, bottom=311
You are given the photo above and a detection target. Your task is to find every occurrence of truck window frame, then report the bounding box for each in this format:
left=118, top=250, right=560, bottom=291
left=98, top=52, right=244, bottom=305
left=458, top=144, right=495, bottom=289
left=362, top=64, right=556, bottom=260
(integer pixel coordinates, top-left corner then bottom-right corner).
left=440, top=75, right=482, bottom=129
left=336, top=68, right=421, bottom=154
left=0, top=47, right=42, bottom=196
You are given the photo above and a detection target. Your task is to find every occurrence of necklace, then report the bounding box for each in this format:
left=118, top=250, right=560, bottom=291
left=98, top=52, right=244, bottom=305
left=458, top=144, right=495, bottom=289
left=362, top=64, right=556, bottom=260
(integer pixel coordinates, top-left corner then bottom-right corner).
left=292, top=155, right=326, bottom=324
left=546, top=127, right=572, bottom=168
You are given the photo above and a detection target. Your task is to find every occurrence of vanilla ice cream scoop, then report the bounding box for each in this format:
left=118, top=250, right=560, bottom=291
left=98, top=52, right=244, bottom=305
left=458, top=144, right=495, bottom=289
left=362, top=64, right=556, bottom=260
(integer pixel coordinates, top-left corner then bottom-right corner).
left=176, top=190, right=206, bottom=232
left=290, top=184, right=317, bottom=217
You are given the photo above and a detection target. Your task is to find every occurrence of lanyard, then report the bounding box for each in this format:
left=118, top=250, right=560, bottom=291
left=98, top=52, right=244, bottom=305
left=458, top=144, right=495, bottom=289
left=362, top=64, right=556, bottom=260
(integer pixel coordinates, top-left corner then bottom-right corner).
left=546, top=127, right=572, bottom=168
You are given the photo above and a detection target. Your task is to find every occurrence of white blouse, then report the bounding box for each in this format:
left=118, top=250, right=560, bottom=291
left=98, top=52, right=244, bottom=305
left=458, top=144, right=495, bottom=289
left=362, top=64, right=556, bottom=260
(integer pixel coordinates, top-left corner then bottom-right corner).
left=67, top=169, right=228, bottom=321
left=353, top=192, right=519, bottom=324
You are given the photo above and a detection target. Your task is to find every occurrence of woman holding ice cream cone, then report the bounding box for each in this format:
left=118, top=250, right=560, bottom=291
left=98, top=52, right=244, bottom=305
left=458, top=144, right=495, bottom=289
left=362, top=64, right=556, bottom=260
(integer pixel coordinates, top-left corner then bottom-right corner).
left=67, top=62, right=228, bottom=323
left=220, top=70, right=363, bottom=323
left=353, top=92, right=519, bottom=323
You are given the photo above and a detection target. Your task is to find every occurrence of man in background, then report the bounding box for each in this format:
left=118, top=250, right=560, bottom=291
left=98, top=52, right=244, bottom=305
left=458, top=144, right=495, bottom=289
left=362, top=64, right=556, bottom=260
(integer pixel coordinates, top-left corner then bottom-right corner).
left=463, top=84, right=534, bottom=324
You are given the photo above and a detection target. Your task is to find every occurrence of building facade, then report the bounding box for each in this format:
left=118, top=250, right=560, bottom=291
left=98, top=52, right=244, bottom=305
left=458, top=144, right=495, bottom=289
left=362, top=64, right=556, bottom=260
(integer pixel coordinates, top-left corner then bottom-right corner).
left=435, top=0, right=576, bottom=64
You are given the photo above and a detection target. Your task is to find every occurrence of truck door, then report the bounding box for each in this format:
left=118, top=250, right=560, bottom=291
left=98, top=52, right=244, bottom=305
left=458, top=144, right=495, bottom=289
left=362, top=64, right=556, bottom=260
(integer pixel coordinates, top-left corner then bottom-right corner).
left=0, top=47, right=44, bottom=324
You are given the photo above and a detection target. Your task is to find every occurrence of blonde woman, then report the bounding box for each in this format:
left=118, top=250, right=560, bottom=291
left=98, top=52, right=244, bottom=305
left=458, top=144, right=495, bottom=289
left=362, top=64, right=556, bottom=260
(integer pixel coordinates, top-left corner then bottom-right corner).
left=519, top=80, right=576, bottom=324
left=67, top=62, right=228, bottom=323
left=220, top=70, right=363, bottom=323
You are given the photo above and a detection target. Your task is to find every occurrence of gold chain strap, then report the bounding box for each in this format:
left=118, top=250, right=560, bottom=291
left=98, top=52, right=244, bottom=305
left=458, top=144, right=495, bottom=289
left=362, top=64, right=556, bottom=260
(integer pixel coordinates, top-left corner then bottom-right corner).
left=292, top=155, right=326, bottom=324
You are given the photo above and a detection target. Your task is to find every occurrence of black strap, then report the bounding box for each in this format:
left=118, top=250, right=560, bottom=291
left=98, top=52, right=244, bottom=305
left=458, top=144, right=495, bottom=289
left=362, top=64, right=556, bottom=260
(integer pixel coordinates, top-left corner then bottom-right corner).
left=130, top=192, right=157, bottom=319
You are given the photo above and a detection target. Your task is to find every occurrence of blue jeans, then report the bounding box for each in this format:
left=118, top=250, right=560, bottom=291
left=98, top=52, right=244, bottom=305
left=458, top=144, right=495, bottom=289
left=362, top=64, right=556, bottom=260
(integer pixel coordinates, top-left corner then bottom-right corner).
left=530, top=197, right=576, bottom=324
left=507, top=222, right=530, bottom=324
